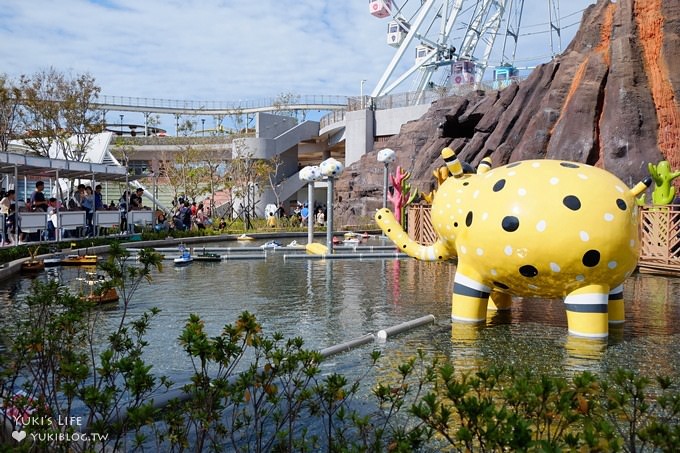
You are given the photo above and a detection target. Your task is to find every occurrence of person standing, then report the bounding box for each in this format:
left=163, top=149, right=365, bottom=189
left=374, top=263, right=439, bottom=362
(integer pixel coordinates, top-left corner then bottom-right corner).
left=119, top=191, right=129, bottom=232
left=194, top=203, right=207, bottom=230
left=28, top=181, right=48, bottom=241
left=130, top=188, right=144, bottom=210
left=1, top=189, right=15, bottom=245
left=46, top=197, right=59, bottom=240
left=316, top=207, right=325, bottom=226
left=30, top=181, right=48, bottom=212
left=81, top=186, right=94, bottom=237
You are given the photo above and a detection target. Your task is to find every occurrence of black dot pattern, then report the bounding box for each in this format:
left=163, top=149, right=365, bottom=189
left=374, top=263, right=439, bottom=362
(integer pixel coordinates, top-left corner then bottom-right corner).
left=465, top=211, right=474, bottom=227
left=616, top=199, right=627, bottom=211
left=582, top=250, right=601, bottom=267
left=563, top=195, right=581, bottom=211
left=493, top=179, right=506, bottom=192
left=519, top=265, right=539, bottom=277
left=501, top=216, right=520, bottom=232
left=560, top=162, right=580, bottom=168
left=463, top=182, right=469, bottom=186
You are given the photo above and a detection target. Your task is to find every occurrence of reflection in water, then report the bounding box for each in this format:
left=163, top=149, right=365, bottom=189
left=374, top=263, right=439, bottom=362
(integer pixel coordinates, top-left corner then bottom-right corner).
left=0, top=251, right=678, bottom=382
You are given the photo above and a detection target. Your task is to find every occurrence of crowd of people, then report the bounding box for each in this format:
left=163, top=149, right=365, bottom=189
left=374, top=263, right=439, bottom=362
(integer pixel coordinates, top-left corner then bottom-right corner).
left=0, top=182, right=152, bottom=245
left=2, top=181, right=333, bottom=246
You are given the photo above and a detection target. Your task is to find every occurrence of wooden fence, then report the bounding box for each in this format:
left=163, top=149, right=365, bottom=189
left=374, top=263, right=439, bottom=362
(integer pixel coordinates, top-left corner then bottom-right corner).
left=407, top=204, right=680, bottom=276
left=407, top=204, right=437, bottom=245
left=638, top=205, right=680, bottom=275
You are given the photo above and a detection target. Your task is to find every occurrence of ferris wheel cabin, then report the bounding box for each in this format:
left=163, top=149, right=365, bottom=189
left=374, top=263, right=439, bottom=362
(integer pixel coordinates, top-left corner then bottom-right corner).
left=387, top=19, right=409, bottom=47
left=415, top=45, right=435, bottom=66
left=451, top=61, right=476, bottom=85
left=493, top=65, right=520, bottom=89
left=369, top=0, right=391, bottom=19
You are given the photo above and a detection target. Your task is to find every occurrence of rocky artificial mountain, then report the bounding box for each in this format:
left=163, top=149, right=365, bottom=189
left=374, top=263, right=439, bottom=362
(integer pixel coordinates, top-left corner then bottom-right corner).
left=335, top=0, right=680, bottom=226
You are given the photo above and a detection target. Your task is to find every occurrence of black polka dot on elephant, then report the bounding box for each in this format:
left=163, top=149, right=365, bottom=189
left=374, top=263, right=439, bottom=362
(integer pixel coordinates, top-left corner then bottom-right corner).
left=519, top=265, right=539, bottom=278
left=501, top=216, right=520, bottom=232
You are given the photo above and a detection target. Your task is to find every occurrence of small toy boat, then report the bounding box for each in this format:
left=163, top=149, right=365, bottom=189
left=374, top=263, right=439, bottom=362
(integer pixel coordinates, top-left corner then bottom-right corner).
left=193, top=248, right=222, bottom=262
left=44, top=254, right=64, bottom=267
left=87, top=287, right=119, bottom=304
left=260, top=240, right=282, bottom=249
left=344, top=231, right=358, bottom=239
left=77, top=272, right=119, bottom=304
left=342, top=238, right=361, bottom=245
left=21, top=259, right=45, bottom=273
left=61, top=255, right=99, bottom=266
left=286, top=240, right=303, bottom=248
left=174, top=249, right=193, bottom=266
left=237, top=234, right=255, bottom=241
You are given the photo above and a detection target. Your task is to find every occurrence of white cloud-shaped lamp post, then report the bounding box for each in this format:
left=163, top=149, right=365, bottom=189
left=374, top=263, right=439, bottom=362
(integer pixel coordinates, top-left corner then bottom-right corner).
left=377, top=148, right=396, bottom=209
left=319, top=157, right=345, bottom=251
left=299, top=165, right=322, bottom=245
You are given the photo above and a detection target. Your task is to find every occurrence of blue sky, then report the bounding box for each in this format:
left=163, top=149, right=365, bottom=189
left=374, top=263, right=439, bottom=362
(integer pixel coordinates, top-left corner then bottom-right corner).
left=1, top=0, right=595, bottom=131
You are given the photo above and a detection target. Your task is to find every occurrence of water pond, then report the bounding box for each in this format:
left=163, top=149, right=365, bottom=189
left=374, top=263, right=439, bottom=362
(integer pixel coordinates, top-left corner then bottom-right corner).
left=1, top=238, right=679, bottom=384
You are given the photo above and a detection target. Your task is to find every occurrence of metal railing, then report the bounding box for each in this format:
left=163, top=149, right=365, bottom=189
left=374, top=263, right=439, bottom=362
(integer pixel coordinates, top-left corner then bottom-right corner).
left=97, top=94, right=350, bottom=115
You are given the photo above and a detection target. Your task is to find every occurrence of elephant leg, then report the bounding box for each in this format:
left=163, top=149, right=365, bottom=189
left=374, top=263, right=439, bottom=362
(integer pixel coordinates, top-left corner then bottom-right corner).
left=564, top=284, right=610, bottom=338
left=608, top=284, right=625, bottom=324
left=451, top=271, right=490, bottom=322
left=488, top=291, right=512, bottom=311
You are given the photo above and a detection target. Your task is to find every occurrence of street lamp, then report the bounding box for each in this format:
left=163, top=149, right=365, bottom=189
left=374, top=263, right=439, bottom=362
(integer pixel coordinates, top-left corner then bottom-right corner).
left=201, top=118, right=205, bottom=136
left=299, top=165, right=322, bottom=245
left=119, top=114, right=124, bottom=136
left=377, top=148, right=396, bottom=209
left=360, top=79, right=367, bottom=109
left=319, top=158, right=345, bottom=252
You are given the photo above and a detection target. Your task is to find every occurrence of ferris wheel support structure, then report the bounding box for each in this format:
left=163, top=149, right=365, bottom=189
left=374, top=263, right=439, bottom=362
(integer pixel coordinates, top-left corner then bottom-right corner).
left=371, top=0, right=510, bottom=100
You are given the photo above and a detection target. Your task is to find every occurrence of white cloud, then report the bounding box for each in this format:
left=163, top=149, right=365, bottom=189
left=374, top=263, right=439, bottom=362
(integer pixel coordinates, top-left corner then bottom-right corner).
left=1, top=0, right=594, bottom=130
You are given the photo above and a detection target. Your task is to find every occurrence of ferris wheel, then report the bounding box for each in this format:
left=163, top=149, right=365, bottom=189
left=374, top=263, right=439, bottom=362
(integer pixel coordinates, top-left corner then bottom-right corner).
left=367, top=0, right=568, bottom=100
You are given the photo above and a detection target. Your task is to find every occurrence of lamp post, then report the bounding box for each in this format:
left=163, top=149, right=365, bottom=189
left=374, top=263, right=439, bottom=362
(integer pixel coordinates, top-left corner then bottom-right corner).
left=360, top=79, right=366, bottom=109
left=319, top=158, right=344, bottom=252
left=201, top=118, right=205, bottom=136
left=377, top=148, right=396, bottom=209
left=119, top=114, right=124, bottom=136
left=299, top=166, right=321, bottom=245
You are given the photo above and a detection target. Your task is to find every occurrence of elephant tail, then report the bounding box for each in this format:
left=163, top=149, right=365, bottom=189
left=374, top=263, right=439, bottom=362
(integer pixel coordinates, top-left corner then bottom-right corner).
left=375, top=208, right=455, bottom=261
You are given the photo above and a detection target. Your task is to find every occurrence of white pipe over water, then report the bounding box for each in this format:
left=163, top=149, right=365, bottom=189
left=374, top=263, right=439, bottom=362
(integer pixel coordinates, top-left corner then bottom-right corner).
left=94, top=314, right=436, bottom=430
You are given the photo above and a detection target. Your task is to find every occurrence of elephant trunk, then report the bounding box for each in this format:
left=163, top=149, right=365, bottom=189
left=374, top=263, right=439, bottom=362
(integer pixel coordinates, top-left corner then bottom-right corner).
left=375, top=208, right=454, bottom=261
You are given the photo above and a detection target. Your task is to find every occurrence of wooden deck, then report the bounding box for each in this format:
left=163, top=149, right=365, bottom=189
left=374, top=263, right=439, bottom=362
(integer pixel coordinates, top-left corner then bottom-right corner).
left=406, top=204, right=680, bottom=276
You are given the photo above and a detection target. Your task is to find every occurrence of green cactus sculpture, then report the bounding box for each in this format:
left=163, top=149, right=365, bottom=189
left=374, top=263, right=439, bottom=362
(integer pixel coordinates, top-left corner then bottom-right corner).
left=648, top=161, right=680, bottom=205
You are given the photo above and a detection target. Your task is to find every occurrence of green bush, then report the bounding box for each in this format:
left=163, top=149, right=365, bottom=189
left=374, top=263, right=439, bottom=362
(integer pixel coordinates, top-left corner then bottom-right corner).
left=2, top=245, right=679, bottom=451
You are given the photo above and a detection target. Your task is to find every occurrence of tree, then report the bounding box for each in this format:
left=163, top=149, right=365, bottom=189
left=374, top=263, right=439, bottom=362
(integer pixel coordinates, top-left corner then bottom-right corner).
left=177, top=118, right=196, bottom=137
left=160, top=146, right=208, bottom=203
left=265, top=153, right=286, bottom=209
left=227, top=143, right=273, bottom=220
left=0, top=74, right=22, bottom=154
left=198, top=147, right=229, bottom=215
left=19, top=67, right=102, bottom=161
left=273, top=91, right=305, bottom=122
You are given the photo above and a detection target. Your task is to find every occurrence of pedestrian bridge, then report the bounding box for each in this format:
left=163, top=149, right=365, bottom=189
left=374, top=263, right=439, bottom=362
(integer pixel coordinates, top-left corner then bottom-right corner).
left=96, top=94, right=350, bottom=116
